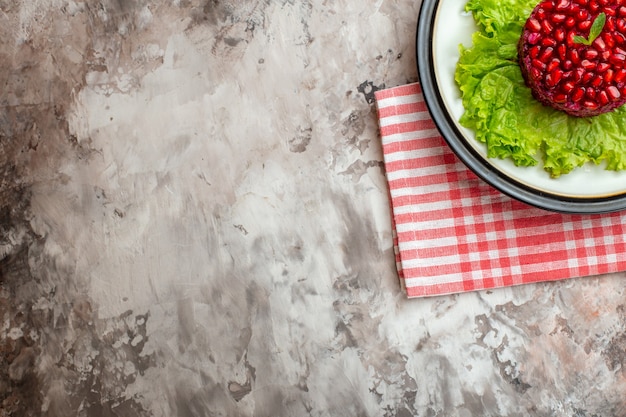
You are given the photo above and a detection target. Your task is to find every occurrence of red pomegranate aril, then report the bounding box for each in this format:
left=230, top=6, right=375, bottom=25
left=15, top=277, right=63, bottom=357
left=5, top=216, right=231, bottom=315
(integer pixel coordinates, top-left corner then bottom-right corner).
left=584, top=100, right=599, bottom=109
left=528, top=33, right=542, bottom=45
left=547, top=58, right=561, bottom=71
left=554, top=93, right=568, bottom=102
left=604, top=68, right=615, bottom=82
left=583, top=71, right=595, bottom=83
left=563, top=81, right=576, bottom=92
left=574, top=68, right=585, bottom=82
left=606, top=16, right=616, bottom=31
left=581, top=59, right=597, bottom=70
left=599, top=90, right=610, bottom=104
left=614, top=69, right=626, bottom=82
left=586, top=88, right=596, bottom=99
left=532, top=59, right=547, bottom=70
left=556, top=0, right=571, bottom=10
left=619, top=6, right=626, bottom=16
left=551, top=13, right=567, bottom=23
left=565, top=16, right=577, bottom=28
left=610, top=53, right=626, bottom=65
left=594, top=37, right=607, bottom=50
left=540, top=47, right=555, bottom=61
left=569, top=49, right=581, bottom=63
left=576, top=9, right=589, bottom=21
left=542, top=20, right=554, bottom=33
left=615, top=47, right=626, bottom=56
left=563, top=60, right=574, bottom=70
left=591, top=75, right=604, bottom=87
left=528, top=18, right=542, bottom=32
left=572, top=88, right=585, bottom=102
left=578, top=20, right=593, bottom=30
left=604, top=32, right=616, bottom=48
left=555, top=28, right=567, bottom=42
left=584, top=49, right=599, bottom=59
left=530, top=45, right=542, bottom=59
left=608, top=85, right=622, bottom=99
left=542, top=37, right=558, bottom=47
left=598, top=62, right=611, bottom=72
left=558, top=43, right=568, bottom=60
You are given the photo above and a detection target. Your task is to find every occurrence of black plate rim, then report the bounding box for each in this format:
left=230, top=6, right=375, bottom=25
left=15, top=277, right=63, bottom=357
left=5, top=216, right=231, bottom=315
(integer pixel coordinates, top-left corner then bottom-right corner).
left=416, top=0, right=626, bottom=214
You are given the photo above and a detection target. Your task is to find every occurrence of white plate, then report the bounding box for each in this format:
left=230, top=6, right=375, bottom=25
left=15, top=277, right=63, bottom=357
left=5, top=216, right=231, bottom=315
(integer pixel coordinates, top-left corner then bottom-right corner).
left=416, top=0, right=626, bottom=213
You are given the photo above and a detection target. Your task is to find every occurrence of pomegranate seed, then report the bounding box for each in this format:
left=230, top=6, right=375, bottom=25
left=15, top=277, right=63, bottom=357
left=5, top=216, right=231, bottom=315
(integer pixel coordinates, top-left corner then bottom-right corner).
left=594, top=37, right=607, bottom=51
left=591, top=75, right=604, bottom=87
left=550, top=69, right=564, bottom=86
left=581, top=59, right=597, bottom=70
left=586, top=88, right=596, bottom=99
left=614, top=69, right=626, bottom=82
left=554, top=93, right=568, bottom=103
left=583, top=101, right=599, bottom=110
left=574, top=68, right=585, bottom=82
left=576, top=10, right=589, bottom=21
left=599, top=91, right=610, bottom=105
left=532, top=59, right=547, bottom=70
left=589, top=2, right=600, bottom=12
left=555, top=28, right=566, bottom=42
left=556, top=0, right=571, bottom=10
left=530, top=45, right=541, bottom=59
left=610, top=53, right=626, bottom=65
left=530, top=67, right=543, bottom=81
left=527, top=18, right=542, bottom=32
left=569, top=49, right=581, bottom=63
left=558, top=44, right=568, bottom=60
left=604, top=69, right=615, bottom=82
left=578, top=20, right=592, bottom=31
left=540, top=47, right=555, bottom=62
left=542, top=20, right=554, bottom=33
left=615, top=47, right=626, bottom=56
left=608, top=85, right=622, bottom=99
left=572, top=88, right=585, bottom=102
left=565, top=16, right=577, bottom=28
left=563, top=81, right=576, bottom=92
left=604, top=33, right=616, bottom=49
left=547, top=58, right=561, bottom=72
left=551, top=14, right=566, bottom=23
left=619, top=6, right=626, bottom=16
left=606, top=16, right=616, bottom=31
left=597, top=62, right=611, bottom=72
left=542, top=37, right=558, bottom=47
left=528, top=33, right=542, bottom=45
left=562, top=60, right=574, bottom=70
left=613, top=32, right=626, bottom=44
left=584, top=49, right=599, bottom=59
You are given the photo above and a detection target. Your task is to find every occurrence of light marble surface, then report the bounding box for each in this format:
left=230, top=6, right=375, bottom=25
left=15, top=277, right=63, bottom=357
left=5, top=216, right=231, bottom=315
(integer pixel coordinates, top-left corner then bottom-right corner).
left=1, top=1, right=625, bottom=416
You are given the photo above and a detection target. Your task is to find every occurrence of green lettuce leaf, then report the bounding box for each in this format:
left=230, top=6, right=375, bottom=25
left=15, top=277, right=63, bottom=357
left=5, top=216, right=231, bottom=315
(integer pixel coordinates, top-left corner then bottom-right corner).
left=455, top=0, right=626, bottom=177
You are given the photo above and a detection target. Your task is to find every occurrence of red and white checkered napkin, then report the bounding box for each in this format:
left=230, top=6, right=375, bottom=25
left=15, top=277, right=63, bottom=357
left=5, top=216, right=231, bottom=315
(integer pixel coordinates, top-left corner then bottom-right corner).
left=375, top=82, right=626, bottom=298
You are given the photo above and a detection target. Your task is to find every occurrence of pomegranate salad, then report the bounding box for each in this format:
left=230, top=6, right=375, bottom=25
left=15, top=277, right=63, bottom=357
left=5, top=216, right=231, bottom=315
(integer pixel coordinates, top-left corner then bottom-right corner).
left=455, top=0, right=626, bottom=178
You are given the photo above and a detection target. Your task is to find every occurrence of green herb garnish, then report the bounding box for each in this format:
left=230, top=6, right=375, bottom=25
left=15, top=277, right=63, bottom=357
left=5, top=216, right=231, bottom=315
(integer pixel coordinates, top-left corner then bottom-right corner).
left=573, top=12, right=606, bottom=46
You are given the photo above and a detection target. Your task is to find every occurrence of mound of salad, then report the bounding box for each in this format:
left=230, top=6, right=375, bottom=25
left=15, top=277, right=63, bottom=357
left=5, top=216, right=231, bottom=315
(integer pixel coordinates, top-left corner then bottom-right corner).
left=455, top=0, right=626, bottom=178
